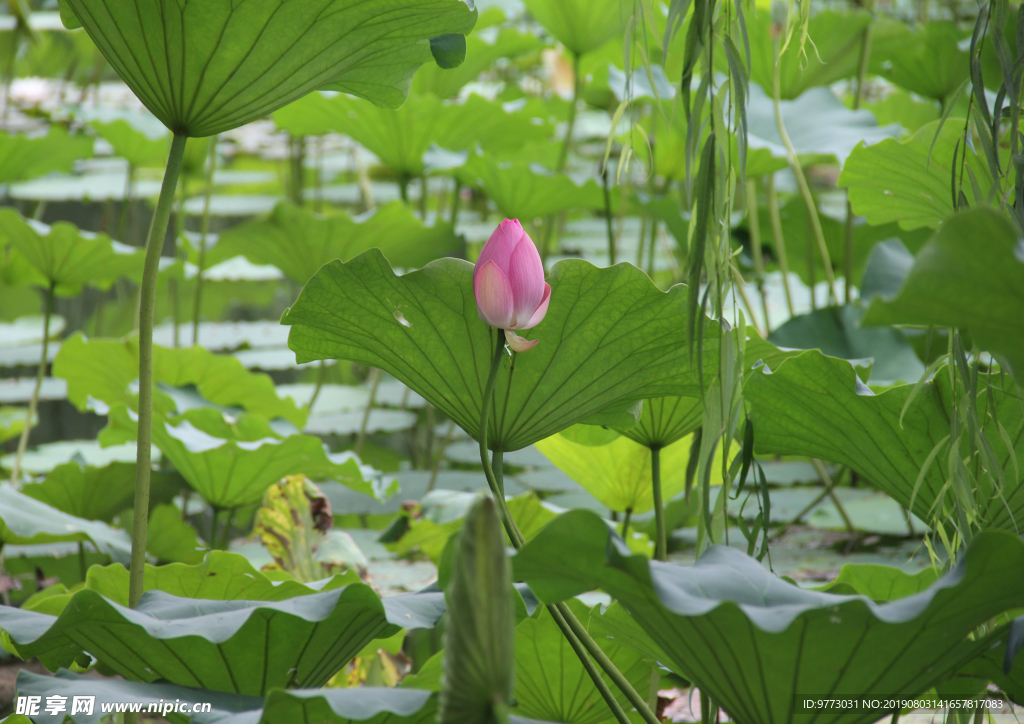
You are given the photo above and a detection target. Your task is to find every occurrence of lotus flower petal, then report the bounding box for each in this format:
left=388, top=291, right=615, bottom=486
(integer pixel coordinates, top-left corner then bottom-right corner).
left=518, top=283, right=551, bottom=331
left=507, top=231, right=547, bottom=327
left=474, top=219, right=523, bottom=285
left=505, top=329, right=539, bottom=353
left=474, top=261, right=514, bottom=328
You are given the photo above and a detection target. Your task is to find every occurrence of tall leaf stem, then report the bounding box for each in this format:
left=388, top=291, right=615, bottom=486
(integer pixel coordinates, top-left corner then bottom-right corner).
left=603, top=166, right=616, bottom=265
left=844, top=21, right=873, bottom=304
left=772, top=42, right=837, bottom=306
left=766, top=175, right=795, bottom=317
left=478, top=333, right=660, bottom=724
left=192, top=135, right=218, bottom=345
left=129, top=133, right=188, bottom=610
left=746, top=179, right=771, bottom=334
left=9, top=281, right=55, bottom=483
left=541, top=52, right=583, bottom=261
left=651, top=445, right=666, bottom=561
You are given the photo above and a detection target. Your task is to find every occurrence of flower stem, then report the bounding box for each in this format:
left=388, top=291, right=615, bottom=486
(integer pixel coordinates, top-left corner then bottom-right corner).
left=9, top=280, right=55, bottom=483
left=129, top=133, right=188, bottom=610
left=478, top=332, right=660, bottom=724
left=651, top=445, right=667, bottom=561
left=192, top=134, right=218, bottom=346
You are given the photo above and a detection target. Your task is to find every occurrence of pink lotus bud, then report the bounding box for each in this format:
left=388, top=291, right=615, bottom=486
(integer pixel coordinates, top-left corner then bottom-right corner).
left=473, top=219, right=551, bottom=351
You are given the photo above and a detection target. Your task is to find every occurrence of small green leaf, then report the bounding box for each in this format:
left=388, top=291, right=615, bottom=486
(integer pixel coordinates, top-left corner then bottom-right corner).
left=0, top=210, right=144, bottom=295
left=212, top=201, right=461, bottom=284
left=534, top=431, right=727, bottom=515
left=839, top=120, right=992, bottom=231
left=430, top=33, right=468, bottom=69
left=56, top=0, right=82, bottom=29
left=0, top=127, right=92, bottom=185
left=53, top=334, right=307, bottom=427
left=90, top=119, right=170, bottom=168
left=521, top=0, right=627, bottom=57
left=439, top=496, right=515, bottom=724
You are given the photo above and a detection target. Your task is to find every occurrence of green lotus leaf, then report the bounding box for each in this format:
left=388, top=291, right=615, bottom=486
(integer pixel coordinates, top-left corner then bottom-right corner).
left=90, top=118, right=170, bottom=168
left=839, top=120, right=993, bottom=231
left=863, top=208, right=1024, bottom=380
left=815, top=563, right=940, bottom=600
left=742, top=10, right=872, bottom=100
left=65, top=0, right=477, bottom=137
left=0, top=585, right=446, bottom=694
left=455, top=156, right=604, bottom=221
left=15, top=669, right=260, bottom=723
left=768, top=305, right=924, bottom=386
left=19, top=460, right=177, bottom=523
left=0, top=486, right=132, bottom=564
left=0, top=406, right=30, bottom=444
left=439, top=496, right=515, bottom=724
left=0, top=210, right=145, bottom=295
left=513, top=600, right=653, bottom=724
left=0, top=126, right=93, bottom=185
left=521, top=0, right=627, bottom=57
left=53, top=334, right=306, bottom=427
left=513, top=509, right=1024, bottom=724
left=745, top=350, right=1024, bottom=531
left=283, top=251, right=718, bottom=452
left=869, top=20, right=969, bottom=102
left=106, top=406, right=394, bottom=509
left=212, top=201, right=461, bottom=285
left=534, top=431, right=723, bottom=515
left=414, top=26, right=543, bottom=99
left=83, top=550, right=358, bottom=609
left=618, top=396, right=702, bottom=449
left=273, top=93, right=551, bottom=177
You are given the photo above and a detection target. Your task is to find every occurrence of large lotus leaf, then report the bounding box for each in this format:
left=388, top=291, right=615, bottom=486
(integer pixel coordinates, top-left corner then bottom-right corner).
left=455, top=156, right=604, bottom=221
left=211, top=201, right=460, bottom=285
left=745, top=350, right=1024, bottom=530
left=534, top=432, right=725, bottom=515
left=0, top=126, right=93, bottom=185
left=107, top=406, right=394, bottom=509
left=272, top=93, right=551, bottom=176
left=957, top=618, right=1024, bottom=705
left=62, top=0, right=477, bottom=137
left=768, top=305, right=924, bottom=386
left=53, top=334, right=306, bottom=427
left=839, top=119, right=993, bottom=231
left=31, top=551, right=360, bottom=617
left=0, top=210, right=144, bottom=295
left=144, top=503, right=206, bottom=565
left=19, top=460, right=160, bottom=523
left=742, top=10, right=872, bottom=100
left=0, top=487, right=132, bottom=564
left=513, top=510, right=1024, bottom=724
left=0, top=585, right=445, bottom=695
left=90, top=118, right=170, bottom=168
left=283, top=251, right=717, bottom=452
left=747, top=84, right=901, bottom=166
left=15, top=669, right=259, bottom=724
left=513, top=600, right=652, bottom=724
left=520, top=0, right=626, bottom=57
left=414, top=26, right=543, bottom=99
left=864, top=208, right=1024, bottom=380
left=869, top=20, right=969, bottom=102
